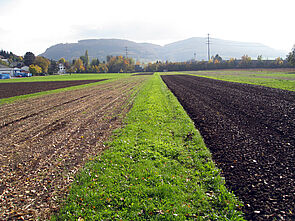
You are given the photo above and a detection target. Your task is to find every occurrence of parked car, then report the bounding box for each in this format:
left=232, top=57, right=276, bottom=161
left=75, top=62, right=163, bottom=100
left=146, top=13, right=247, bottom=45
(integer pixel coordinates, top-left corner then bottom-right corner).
left=0, top=73, right=11, bottom=79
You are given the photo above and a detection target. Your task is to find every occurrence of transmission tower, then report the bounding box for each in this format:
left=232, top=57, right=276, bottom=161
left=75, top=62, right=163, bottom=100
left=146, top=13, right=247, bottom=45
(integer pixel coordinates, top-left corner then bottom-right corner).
left=206, top=34, right=211, bottom=61
left=125, top=46, right=128, bottom=58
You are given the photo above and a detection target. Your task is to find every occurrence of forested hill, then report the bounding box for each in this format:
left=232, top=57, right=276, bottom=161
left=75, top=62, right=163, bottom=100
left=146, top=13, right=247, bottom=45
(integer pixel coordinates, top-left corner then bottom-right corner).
left=40, top=37, right=287, bottom=62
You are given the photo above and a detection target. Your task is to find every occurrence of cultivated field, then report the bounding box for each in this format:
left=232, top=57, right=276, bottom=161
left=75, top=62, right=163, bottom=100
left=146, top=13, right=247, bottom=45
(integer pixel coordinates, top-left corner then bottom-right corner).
left=0, top=76, right=146, bottom=219
left=1, top=70, right=294, bottom=220
left=0, top=80, right=105, bottom=99
left=162, top=74, right=295, bottom=220
left=186, top=68, right=295, bottom=91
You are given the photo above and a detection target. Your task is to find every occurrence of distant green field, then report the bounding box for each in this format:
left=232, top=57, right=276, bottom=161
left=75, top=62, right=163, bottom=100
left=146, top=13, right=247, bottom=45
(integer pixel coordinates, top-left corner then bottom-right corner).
left=179, top=69, right=295, bottom=91
left=0, top=73, right=132, bottom=83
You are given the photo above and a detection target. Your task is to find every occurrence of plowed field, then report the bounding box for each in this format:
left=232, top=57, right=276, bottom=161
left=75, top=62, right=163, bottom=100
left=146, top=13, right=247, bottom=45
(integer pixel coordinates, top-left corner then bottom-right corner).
left=0, top=80, right=105, bottom=99
left=0, top=77, right=146, bottom=220
left=162, top=75, right=295, bottom=220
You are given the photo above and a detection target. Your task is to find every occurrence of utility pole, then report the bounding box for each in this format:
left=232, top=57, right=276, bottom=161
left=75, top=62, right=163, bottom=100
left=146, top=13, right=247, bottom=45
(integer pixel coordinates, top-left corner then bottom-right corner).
left=194, top=52, right=196, bottom=61
left=206, top=33, right=211, bottom=61
left=125, top=46, right=128, bottom=58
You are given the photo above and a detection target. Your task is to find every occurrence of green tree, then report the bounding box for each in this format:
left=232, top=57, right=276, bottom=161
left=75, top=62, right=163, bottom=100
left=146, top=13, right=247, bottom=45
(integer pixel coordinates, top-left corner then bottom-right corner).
left=239, top=55, right=252, bottom=67
left=287, top=46, right=295, bottom=65
left=73, top=58, right=85, bottom=73
left=59, top=57, right=66, bottom=64
left=98, top=63, right=108, bottom=73
left=34, top=56, right=50, bottom=73
left=85, top=50, right=89, bottom=68
left=90, top=58, right=100, bottom=66
left=48, top=60, right=58, bottom=74
left=24, top=52, right=35, bottom=66
left=29, top=64, right=42, bottom=75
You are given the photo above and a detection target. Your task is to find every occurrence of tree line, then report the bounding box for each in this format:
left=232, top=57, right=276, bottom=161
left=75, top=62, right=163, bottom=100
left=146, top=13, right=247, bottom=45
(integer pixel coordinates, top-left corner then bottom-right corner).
left=1, top=46, right=295, bottom=75
left=21, top=50, right=138, bottom=75
left=145, top=53, right=295, bottom=72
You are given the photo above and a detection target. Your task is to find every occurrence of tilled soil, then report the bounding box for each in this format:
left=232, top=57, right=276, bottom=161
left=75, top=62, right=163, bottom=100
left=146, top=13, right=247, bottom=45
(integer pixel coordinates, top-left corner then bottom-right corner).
left=0, top=77, right=146, bottom=220
left=161, top=75, right=295, bottom=220
left=0, top=80, right=105, bottom=99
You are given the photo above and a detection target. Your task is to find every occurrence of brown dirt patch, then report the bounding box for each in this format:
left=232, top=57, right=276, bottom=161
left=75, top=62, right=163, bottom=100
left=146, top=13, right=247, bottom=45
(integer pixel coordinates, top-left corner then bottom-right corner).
left=0, top=80, right=106, bottom=99
left=0, top=76, right=147, bottom=220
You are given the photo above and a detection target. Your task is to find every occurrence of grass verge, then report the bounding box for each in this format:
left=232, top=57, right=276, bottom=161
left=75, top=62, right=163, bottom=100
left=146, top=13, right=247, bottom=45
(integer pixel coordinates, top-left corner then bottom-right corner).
left=53, top=73, right=244, bottom=220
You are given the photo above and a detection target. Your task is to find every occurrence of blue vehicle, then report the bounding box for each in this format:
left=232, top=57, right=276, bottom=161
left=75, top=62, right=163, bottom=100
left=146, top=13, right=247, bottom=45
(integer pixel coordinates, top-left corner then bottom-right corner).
left=14, top=72, right=32, bottom=77
left=0, top=73, right=11, bottom=79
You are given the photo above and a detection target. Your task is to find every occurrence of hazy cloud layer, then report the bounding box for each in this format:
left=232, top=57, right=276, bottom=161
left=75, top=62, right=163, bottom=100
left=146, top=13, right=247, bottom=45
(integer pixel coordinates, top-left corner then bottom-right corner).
left=0, top=0, right=294, bottom=55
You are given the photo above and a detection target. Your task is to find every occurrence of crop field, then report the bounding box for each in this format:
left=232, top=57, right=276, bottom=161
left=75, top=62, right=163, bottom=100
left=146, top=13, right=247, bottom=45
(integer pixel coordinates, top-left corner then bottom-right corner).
left=1, top=70, right=294, bottom=220
left=0, top=75, right=147, bottom=219
left=185, top=68, right=295, bottom=91
left=0, top=80, right=106, bottom=99
left=162, top=74, right=295, bottom=220
left=0, top=74, right=132, bottom=105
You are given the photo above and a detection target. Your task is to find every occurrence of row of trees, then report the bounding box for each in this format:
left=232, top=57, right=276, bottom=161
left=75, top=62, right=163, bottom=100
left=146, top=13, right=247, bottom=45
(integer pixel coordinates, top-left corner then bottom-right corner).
left=2, top=46, right=295, bottom=75
left=69, top=51, right=136, bottom=73
left=145, top=54, right=293, bottom=72
left=22, top=51, right=137, bottom=75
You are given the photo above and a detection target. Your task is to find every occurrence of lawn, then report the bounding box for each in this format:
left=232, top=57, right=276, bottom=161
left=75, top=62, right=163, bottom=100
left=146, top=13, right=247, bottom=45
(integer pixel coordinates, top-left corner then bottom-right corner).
left=53, top=73, right=244, bottom=220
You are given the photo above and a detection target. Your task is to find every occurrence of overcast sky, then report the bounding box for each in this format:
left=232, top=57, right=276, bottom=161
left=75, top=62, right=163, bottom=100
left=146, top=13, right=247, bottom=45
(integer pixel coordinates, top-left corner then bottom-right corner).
left=0, top=0, right=294, bottom=56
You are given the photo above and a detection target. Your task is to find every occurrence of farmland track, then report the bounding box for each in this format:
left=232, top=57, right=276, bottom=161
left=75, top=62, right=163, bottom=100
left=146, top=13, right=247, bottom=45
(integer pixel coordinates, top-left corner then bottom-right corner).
left=162, top=75, right=295, bottom=220
left=0, top=76, right=147, bottom=220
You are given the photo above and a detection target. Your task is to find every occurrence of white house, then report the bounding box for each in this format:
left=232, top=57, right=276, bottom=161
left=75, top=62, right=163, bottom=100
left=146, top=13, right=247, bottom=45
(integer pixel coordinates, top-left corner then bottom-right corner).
left=58, top=63, right=66, bottom=74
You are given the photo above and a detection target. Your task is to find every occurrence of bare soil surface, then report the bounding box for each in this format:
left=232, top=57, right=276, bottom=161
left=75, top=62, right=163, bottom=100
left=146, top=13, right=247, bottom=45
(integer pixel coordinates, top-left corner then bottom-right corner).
left=162, top=75, right=295, bottom=220
left=0, top=77, right=146, bottom=220
left=0, top=80, right=105, bottom=99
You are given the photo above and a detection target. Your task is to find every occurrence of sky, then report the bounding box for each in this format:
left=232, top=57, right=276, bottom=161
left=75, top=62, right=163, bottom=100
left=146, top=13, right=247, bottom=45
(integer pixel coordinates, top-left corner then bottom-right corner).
left=0, top=0, right=294, bottom=56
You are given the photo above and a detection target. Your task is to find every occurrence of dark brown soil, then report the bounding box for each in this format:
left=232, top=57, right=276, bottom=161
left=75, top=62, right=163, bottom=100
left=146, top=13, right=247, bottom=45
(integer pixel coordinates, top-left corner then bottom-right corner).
left=0, top=80, right=105, bottom=99
left=162, top=75, right=295, bottom=220
left=0, top=77, right=146, bottom=220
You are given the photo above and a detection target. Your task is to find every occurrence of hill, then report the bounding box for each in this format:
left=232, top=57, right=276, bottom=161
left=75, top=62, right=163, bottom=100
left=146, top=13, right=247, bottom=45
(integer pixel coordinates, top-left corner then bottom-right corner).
left=40, top=37, right=287, bottom=62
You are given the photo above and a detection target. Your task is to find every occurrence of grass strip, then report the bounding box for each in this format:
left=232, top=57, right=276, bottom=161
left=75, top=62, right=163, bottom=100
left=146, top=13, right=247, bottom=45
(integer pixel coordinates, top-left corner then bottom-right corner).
left=0, top=73, right=132, bottom=83
left=53, top=73, right=244, bottom=220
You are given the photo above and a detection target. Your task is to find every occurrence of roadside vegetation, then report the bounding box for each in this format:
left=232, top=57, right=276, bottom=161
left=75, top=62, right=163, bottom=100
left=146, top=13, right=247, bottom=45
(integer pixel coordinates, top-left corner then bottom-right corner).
left=53, top=74, right=244, bottom=220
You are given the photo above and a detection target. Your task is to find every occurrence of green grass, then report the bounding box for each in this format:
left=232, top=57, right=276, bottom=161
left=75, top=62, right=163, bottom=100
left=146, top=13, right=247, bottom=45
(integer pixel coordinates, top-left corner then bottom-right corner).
left=53, top=73, right=244, bottom=220
left=0, top=73, right=132, bottom=105
left=0, top=73, right=131, bottom=83
left=179, top=69, right=295, bottom=91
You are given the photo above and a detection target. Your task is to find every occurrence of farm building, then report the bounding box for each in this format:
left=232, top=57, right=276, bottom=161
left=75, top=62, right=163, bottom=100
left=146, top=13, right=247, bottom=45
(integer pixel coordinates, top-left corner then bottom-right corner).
left=0, top=65, right=32, bottom=78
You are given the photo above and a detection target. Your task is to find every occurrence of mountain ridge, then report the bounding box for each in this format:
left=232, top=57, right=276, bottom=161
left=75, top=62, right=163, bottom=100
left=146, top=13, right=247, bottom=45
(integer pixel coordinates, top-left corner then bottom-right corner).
left=40, top=37, right=287, bottom=62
